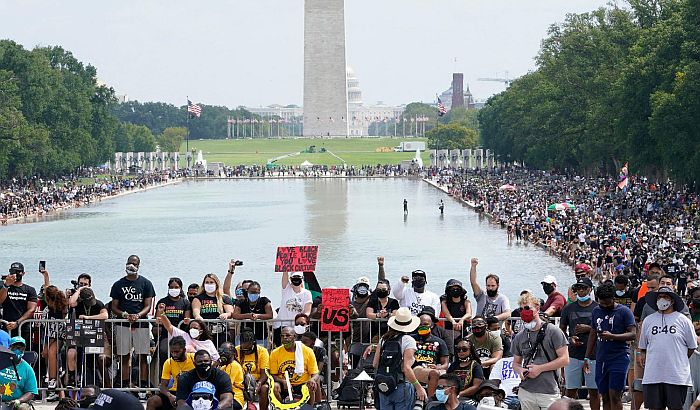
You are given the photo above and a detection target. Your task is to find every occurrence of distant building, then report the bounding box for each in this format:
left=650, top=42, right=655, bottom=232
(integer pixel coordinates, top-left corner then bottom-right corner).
left=439, top=83, right=475, bottom=110
left=245, top=105, right=303, bottom=122
left=451, top=73, right=464, bottom=109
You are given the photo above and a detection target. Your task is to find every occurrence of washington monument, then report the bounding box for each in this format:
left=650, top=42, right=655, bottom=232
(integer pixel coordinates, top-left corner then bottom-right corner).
left=303, top=0, right=349, bottom=137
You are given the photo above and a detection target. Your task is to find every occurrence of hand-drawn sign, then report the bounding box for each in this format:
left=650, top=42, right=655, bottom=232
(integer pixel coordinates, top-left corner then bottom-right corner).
left=65, top=318, right=105, bottom=348
left=321, top=288, right=350, bottom=332
left=275, top=246, right=318, bottom=272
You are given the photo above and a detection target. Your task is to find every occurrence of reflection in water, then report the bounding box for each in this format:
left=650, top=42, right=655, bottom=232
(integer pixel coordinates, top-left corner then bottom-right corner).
left=304, top=179, right=348, bottom=264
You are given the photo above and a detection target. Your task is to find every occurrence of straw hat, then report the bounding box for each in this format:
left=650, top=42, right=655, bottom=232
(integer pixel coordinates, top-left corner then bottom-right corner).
left=388, top=307, right=420, bottom=333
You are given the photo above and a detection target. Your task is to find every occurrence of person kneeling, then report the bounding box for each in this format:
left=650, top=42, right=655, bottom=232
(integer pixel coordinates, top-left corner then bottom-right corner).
left=176, top=350, right=236, bottom=410
left=147, top=336, right=194, bottom=410
left=261, top=326, right=320, bottom=406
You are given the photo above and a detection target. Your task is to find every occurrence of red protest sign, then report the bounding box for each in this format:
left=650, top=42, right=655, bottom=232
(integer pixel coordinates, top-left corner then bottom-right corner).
left=275, top=246, right=318, bottom=272
left=321, top=288, right=350, bottom=332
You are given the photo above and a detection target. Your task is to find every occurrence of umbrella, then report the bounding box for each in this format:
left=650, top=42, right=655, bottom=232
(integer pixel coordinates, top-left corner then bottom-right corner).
left=0, top=346, right=19, bottom=378
left=547, top=202, right=575, bottom=211
left=499, top=184, right=516, bottom=191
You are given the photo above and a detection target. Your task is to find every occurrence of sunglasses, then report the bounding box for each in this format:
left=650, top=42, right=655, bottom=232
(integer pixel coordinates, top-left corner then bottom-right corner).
left=456, top=347, right=470, bottom=352
left=436, top=385, right=452, bottom=390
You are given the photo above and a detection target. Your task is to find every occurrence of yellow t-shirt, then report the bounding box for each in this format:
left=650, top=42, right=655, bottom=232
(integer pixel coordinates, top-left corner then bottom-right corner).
left=268, top=344, right=319, bottom=386
left=220, top=360, right=245, bottom=406
left=235, top=345, right=270, bottom=381
left=161, top=353, right=195, bottom=392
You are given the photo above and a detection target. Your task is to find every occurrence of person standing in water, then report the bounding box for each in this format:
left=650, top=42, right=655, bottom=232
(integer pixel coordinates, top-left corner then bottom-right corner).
left=439, top=200, right=445, bottom=215
left=404, top=199, right=408, bottom=215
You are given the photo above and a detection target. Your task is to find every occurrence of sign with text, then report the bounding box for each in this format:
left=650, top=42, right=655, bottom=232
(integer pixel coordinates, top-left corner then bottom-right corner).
left=65, top=318, right=105, bottom=348
left=275, top=246, right=318, bottom=272
left=321, top=288, right=350, bottom=332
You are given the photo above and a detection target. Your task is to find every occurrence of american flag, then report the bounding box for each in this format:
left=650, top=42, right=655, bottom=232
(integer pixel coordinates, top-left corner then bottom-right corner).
left=187, top=99, right=202, bottom=118
left=437, top=97, right=447, bottom=117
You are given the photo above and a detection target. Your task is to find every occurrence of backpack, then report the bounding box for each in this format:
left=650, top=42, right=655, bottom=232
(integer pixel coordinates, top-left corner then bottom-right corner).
left=335, top=367, right=364, bottom=403
left=375, top=335, right=405, bottom=395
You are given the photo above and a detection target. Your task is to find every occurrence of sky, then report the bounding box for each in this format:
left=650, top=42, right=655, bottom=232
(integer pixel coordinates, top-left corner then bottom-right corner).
left=0, top=0, right=611, bottom=108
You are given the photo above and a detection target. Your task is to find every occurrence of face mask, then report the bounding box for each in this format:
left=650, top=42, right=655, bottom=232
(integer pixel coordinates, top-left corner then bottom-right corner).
left=195, top=363, right=212, bottom=378
left=189, top=328, right=201, bottom=339
left=692, top=298, right=700, bottom=307
left=191, top=397, right=213, bottom=410
left=520, top=309, right=535, bottom=323
left=417, top=326, right=431, bottom=336
left=601, top=303, right=614, bottom=311
left=125, top=264, right=138, bottom=276
left=435, top=388, right=449, bottom=403
left=13, top=273, right=23, bottom=282
left=486, top=289, right=498, bottom=298
left=472, top=327, right=486, bottom=337
left=542, top=283, right=555, bottom=295
left=354, top=285, right=369, bottom=298
left=248, top=293, right=260, bottom=302
left=79, top=395, right=96, bottom=408
left=577, top=295, right=591, bottom=303
left=449, top=288, right=463, bottom=298
left=375, top=289, right=389, bottom=298
left=168, top=289, right=181, bottom=298
left=490, top=330, right=501, bottom=338
left=523, top=321, right=538, bottom=331
left=171, top=353, right=186, bottom=362
left=412, top=277, right=426, bottom=289
left=204, top=284, right=216, bottom=294
left=12, top=349, right=23, bottom=359
left=283, top=340, right=295, bottom=349
left=657, top=298, right=672, bottom=311
left=615, top=290, right=626, bottom=297
left=290, top=277, right=303, bottom=286
left=294, top=325, right=307, bottom=335
left=218, top=352, right=232, bottom=365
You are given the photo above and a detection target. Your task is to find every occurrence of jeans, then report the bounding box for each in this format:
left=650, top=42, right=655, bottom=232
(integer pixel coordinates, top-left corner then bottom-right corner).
left=379, top=382, right=415, bottom=410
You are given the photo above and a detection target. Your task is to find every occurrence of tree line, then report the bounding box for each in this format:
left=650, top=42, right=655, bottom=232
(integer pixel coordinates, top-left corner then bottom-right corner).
left=478, top=0, right=699, bottom=188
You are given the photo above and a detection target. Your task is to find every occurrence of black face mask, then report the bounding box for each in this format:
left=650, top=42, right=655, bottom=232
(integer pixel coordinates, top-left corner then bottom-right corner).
left=601, top=303, right=614, bottom=311
left=486, top=289, right=498, bottom=298
left=195, top=363, right=212, bottom=378
left=542, top=283, right=555, bottom=295
left=472, top=327, right=486, bottom=337
left=12, top=273, right=23, bottom=282
left=79, top=395, right=97, bottom=408
left=375, top=289, right=389, bottom=298
left=412, top=277, right=426, bottom=290
left=449, top=288, right=463, bottom=298
left=692, top=299, right=700, bottom=308
left=290, top=278, right=303, bottom=286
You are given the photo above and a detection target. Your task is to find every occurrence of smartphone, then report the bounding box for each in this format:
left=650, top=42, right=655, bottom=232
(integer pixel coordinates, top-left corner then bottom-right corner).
left=39, top=261, right=46, bottom=272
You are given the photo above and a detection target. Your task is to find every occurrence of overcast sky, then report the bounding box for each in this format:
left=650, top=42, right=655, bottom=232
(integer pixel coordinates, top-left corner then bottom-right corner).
left=1, top=0, right=611, bottom=108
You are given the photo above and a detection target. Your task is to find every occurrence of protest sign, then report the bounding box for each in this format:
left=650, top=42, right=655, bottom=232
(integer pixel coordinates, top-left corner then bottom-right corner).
left=66, top=317, right=105, bottom=350
left=275, top=246, right=318, bottom=272
left=321, top=288, right=350, bottom=332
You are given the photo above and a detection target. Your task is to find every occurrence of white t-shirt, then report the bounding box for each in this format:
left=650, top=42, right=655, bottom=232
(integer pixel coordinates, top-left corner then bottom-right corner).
left=490, top=357, right=521, bottom=397
left=639, top=311, right=697, bottom=385
left=393, top=281, right=441, bottom=316
left=275, top=283, right=312, bottom=328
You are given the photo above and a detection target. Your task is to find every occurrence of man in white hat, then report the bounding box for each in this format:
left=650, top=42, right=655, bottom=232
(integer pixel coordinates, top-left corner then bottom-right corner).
left=373, top=307, right=426, bottom=410
left=540, top=275, right=565, bottom=318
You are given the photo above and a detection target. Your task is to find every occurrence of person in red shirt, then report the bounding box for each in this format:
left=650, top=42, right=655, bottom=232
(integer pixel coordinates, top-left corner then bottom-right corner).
left=541, top=275, right=566, bottom=317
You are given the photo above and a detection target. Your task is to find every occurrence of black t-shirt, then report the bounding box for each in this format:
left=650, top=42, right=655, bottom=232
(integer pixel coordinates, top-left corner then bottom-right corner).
left=366, top=296, right=400, bottom=335
left=411, top=334, right=449, bottom=367
left=195, top=294, right=233, bottom=320
left=175, top=368, right=233, bottom=402
left=237, top=297, right=271, bottom=340
left=109, top=276, right=156, bottom=326
left=447, top=360, right=485, bottom=394
left=71, top=299, right=106, bottom=318
left=1, top=284, right=38, bottom=322
left=439, top=295, right=468, bottom=330
left=157, top=296, right=190, bottom=328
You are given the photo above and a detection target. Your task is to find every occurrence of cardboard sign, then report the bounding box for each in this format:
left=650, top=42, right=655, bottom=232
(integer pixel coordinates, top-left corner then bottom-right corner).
left=275, top=246, right=318, bottom=272
left=321, top=288, right=350, bottom=332
left=66, top=318, right=105, bottom=348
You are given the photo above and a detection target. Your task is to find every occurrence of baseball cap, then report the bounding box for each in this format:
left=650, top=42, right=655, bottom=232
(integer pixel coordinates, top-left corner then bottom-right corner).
left=290, top=272, right=303, bottom=278
left=572, top=277, right=594, bottom=289
left=9, top=262, right=23, bottom=273
left=186, top=381, right=219, bottom=409
left=356, top=276, right=370, bottom=286
left=70, top=389, right=141, bottom=409
left=541, top=275, right=557, bottom=285
left=446, top=279, right=463, bottom=288
left=9, top=336, right=25, bottom=347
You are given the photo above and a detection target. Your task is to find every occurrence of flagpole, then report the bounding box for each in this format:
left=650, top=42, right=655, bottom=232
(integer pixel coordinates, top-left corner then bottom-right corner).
left=436, top=95, right=441, bottom=166
left=186, top=96, right=190, bottom=169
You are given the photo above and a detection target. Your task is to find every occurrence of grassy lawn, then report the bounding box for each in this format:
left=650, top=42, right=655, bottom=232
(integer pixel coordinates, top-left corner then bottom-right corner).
left=179, top=137, right=430, bottom=166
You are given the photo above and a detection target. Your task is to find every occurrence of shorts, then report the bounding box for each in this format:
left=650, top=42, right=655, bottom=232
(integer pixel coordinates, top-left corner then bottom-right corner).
left=595, top=358, right=628, bottom=394
left=114, top=325, right=150, bottom=356
left=564, top=358, right=597, bottom=389
left=280, top=384, right=305, bottom=401
left=643, top=383, right=688, bottom=410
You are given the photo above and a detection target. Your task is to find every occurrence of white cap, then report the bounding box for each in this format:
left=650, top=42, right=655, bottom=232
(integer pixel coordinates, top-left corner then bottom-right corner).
left=356, top=276, right=371, bottom=286
left=290, top=272, right=303, bottom=278
left=541, top=275, right=557, bottom=285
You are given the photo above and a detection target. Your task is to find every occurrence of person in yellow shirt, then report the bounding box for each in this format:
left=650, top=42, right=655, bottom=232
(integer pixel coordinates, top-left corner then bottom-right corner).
left=216, top=342, right=245, bottom=409
left=146, top=336, right=194, bottom=410
left=236, top=330, right=270, bottom=408
left=263, top=326, right=320, bottom=406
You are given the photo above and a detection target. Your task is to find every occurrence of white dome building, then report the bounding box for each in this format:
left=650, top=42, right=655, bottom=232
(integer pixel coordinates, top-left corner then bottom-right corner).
left=347, top=66, right=363, bottom=106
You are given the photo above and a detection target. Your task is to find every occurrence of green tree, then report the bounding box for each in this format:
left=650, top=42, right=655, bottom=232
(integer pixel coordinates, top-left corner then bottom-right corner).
left=425, top=123, right=478, bottom=150
left=158, top=127, right=187, bottom=152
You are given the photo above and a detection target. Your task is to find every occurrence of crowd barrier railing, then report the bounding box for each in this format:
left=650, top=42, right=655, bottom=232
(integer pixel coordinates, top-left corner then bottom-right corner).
left=12, top=315, right=560, bottom=403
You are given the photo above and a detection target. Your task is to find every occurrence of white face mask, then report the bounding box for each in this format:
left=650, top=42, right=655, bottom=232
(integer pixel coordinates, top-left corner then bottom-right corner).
left=189, top=328, right=201, bottom=339
left=168, top=289, right=181, bottom=298
left=523, top=321, right=537, bottom=331
left=294, top=325, right=307, bottom=335
left=190, top=398, right=213, bottom=410
left=657, top=298, right=672, bottom=311
left=204, top=284, right=216, bottom=294
left=490, top=330, right=501, bottom=338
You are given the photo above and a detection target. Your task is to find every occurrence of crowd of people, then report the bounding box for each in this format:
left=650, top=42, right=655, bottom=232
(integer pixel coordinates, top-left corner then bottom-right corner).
left=215, top=164, right=422, bottom=178
left=0, top=166, right=698, bottom=410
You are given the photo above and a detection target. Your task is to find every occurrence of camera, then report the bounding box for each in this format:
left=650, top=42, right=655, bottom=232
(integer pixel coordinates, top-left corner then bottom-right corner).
left=71, top=280, right=80, bottom=290
left=1, top=276, right=6, bottom=281
left=234, top=261, right=243, bottom=266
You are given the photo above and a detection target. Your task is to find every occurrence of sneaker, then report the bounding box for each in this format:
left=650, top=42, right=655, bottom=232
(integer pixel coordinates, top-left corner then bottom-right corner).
left=47, top=378, right=57, bottom=390
left=46, top=392, right=60, bottom=402
left=66, top=373, right=76, bottom=389
left=622, top=391, right=632, bottom=403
